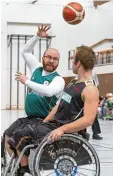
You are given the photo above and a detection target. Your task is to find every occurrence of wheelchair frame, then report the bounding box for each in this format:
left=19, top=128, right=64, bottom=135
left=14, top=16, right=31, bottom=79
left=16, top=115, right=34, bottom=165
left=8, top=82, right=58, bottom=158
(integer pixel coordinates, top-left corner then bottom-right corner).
left=3, top=133, right=100, bottom=176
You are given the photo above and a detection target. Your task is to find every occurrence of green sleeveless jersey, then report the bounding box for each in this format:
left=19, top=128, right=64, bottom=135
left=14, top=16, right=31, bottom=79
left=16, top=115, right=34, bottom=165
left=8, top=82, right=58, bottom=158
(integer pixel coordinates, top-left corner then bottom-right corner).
left=25, top=67, right=59, bottom=118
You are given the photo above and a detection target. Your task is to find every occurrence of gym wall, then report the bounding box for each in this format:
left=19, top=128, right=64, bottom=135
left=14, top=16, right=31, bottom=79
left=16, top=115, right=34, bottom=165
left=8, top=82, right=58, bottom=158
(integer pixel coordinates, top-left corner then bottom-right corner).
left=63, top=73, right=113, bottom=96
left=1, top=1, right=113, bottom=109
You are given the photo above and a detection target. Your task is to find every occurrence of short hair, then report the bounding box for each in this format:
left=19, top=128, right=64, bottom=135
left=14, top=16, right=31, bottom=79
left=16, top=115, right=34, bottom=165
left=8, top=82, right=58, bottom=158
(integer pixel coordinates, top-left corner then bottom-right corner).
left=75, top=45, right=96, bottom=70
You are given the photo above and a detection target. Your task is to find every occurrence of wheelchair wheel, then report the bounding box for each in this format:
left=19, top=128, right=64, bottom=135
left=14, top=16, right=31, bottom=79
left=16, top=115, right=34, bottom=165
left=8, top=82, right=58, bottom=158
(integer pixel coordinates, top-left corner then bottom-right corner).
left=33, top=134, right=100, bottom=176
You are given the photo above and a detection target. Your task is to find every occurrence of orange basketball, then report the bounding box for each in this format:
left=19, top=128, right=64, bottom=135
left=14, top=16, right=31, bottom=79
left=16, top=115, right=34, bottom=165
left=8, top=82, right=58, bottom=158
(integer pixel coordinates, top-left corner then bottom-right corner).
left=62, top=2, right=85, bottom=25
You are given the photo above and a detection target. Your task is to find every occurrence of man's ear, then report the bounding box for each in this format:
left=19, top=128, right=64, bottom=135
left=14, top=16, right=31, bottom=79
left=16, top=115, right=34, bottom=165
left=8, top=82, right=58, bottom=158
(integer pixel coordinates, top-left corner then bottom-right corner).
left=76, top=60, right=81, bottom=67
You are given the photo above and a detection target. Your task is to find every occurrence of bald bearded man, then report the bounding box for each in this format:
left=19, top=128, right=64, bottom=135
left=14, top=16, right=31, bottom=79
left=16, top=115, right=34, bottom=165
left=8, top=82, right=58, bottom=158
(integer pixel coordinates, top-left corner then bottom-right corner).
left=2, top=25, right=65, bottom=162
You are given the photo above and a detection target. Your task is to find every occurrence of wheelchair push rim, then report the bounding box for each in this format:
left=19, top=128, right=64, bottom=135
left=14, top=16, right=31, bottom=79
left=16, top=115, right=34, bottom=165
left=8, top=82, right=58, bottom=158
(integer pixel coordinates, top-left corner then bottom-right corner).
left=33, top=134, right=100, bottom=176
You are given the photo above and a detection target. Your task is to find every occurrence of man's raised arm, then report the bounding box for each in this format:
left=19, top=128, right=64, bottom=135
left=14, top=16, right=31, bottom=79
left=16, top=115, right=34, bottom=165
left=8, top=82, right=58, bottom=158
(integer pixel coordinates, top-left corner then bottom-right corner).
left=21, top=25, right=50, bottom=74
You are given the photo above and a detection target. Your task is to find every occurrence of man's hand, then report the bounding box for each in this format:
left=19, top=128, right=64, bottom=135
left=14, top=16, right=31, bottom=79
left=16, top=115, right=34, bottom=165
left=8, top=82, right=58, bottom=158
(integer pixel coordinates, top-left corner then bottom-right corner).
left=15, top=72, right=28, bottom=84
left=37, top=25, right=50, bottom=38
left=47, top=127, right=64, bottom=143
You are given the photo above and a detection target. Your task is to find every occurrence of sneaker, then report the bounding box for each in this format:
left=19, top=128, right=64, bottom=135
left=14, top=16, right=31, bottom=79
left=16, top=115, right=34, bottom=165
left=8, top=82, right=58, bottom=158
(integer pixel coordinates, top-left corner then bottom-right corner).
left=92, top=134, right=103, bottom=140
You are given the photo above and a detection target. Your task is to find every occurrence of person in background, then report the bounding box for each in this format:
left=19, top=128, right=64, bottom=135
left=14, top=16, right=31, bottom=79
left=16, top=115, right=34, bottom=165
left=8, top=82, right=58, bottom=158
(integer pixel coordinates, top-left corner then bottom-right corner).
left=92, top=71, right=103, bottom=140
left=106, top=93, right=113, bottom=119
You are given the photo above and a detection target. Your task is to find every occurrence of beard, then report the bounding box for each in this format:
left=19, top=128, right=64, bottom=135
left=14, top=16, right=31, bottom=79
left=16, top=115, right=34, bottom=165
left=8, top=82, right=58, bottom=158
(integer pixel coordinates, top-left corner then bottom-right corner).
left=43, top=60, right=58, bottom=72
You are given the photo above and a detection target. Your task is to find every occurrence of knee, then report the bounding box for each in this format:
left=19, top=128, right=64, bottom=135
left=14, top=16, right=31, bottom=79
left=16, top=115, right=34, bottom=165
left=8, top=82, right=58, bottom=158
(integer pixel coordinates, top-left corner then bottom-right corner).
left=13, top=129, right=24, bottom=141
left=7, top=130, right=24, bottom=155
left=11, top=126, right=33, bottom=145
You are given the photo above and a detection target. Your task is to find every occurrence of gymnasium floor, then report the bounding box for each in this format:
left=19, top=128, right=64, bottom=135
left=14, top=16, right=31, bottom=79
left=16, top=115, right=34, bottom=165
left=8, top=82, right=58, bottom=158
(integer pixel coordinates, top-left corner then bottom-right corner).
left=1, top=110, right=113, bottom=176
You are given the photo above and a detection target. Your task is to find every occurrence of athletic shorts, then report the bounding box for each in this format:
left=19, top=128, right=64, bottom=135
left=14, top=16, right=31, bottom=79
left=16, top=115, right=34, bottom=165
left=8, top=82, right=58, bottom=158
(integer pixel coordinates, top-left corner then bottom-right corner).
left=8, top=121, right=60, bottom=153
left=5, top=116, right=42, bottom=137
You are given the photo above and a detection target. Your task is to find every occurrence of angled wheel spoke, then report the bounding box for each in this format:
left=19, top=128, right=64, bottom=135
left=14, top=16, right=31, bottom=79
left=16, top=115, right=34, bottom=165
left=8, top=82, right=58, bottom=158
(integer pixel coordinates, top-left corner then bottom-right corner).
left=40, top=156, right=54, bottom=164
left=77, top=171, right=88, bottom=176
left=78, top=166, right=96, bottom=172
left=33, top=134, right=100, bottom=176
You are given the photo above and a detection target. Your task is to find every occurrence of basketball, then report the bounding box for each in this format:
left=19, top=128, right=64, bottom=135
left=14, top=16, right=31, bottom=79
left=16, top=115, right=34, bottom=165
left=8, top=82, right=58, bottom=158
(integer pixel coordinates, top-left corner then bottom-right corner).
left=62, top=2, right=85, bottom=25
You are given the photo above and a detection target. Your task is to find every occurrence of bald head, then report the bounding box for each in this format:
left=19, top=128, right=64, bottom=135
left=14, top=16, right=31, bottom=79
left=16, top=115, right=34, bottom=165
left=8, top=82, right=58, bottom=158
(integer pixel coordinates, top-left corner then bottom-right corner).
left=42, top=48, right=60, bottom=72
left=43, top=48, right=60, bottom=59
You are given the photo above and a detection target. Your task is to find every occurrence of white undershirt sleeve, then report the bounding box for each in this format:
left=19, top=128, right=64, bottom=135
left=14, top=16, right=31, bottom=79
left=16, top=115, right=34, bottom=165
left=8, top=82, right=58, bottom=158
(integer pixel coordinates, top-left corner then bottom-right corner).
left=21, top=35, right=41, bottom=74
left=25, top=76, right=65, bottom=97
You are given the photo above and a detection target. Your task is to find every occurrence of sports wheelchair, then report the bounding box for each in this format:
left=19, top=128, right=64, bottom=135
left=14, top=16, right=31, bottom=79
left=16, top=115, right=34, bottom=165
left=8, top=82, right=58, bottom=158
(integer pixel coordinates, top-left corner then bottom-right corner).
left=3, top=132, right=100, bottom=176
